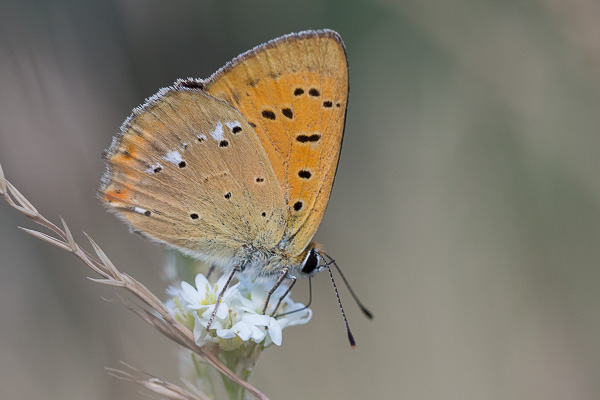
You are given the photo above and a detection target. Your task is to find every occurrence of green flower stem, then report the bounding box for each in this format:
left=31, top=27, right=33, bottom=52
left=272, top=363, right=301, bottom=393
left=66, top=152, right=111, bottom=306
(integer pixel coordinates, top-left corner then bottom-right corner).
left=193, top=343, right=263, bottom=400
left=220, top=343, right=263, bottom=400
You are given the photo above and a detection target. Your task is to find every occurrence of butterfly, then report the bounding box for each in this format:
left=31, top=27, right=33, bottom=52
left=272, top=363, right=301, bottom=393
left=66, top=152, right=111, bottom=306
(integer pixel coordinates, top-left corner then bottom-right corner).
left=101, top=29, right=347, bottom=279
left=100, top=30, right=369, bottom=339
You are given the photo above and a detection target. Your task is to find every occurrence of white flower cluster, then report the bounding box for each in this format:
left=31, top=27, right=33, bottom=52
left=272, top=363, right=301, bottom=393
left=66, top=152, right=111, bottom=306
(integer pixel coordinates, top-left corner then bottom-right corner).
left=167, top=273, right=312, bottom=350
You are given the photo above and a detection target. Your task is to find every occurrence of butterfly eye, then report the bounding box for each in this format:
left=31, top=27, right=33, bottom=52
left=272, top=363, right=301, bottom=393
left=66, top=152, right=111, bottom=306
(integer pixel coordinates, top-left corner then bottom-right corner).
left=301, top=249, right=319, bottom=274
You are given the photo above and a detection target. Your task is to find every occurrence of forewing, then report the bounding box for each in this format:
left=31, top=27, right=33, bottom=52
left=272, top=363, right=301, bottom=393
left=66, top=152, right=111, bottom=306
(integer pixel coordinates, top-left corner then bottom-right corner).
left=203, top=29, right=348, bottom=256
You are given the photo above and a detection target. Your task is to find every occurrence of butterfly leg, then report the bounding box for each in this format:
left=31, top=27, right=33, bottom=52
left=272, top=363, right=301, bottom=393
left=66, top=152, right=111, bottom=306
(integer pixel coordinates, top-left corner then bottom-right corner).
left=275, top=277, right=312, bottom=318
left=262, top=268, right=289, bottom=315
left=269, top=275, right=297, bottom=317
left=206, top=264, right=240, bottom=331
left=206, top=264, right=216, bottom=280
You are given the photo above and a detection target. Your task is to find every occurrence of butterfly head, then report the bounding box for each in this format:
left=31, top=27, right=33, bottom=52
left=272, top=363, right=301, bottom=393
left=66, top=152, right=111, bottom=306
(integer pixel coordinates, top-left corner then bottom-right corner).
left=285, top=242, right=325, bottom=278
left=257, top=242, right=324, bottom=279
left=300, top=246, right=322, bottom=276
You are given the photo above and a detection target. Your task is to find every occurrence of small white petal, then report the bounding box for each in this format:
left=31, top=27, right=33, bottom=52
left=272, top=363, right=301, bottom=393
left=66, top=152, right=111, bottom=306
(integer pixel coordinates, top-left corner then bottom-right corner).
left=238, top=296, right=257, bottom=310
left=242, top=313, right=270, bottom=327
left=201, top=303, right=229, bottom=320
left=216, top=328, right=236, bottom=339
left=194, top=274, right=209, bottom=295
left=193, top=314, right=210, bottom=346
left=180, top=281, right=201, bottom=304
left=277, top=308, right=312, bottom=329
left=216, top=304, right=229, bottom=319
left=201, top=304, right=215, bottom=320
left=233, top=322, right=253, bottom=341
left=196, top=313, right=225, bottom=330
left=249, top=324, right=266, bottom=342
left=268, top=317, right=283, bottom=346
left=214, top=274, right=230, bottom=292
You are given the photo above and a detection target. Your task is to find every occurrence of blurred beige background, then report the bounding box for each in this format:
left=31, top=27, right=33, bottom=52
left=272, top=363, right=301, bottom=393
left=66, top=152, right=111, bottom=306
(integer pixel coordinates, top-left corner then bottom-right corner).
left=2, top=0, right=600, bottom=399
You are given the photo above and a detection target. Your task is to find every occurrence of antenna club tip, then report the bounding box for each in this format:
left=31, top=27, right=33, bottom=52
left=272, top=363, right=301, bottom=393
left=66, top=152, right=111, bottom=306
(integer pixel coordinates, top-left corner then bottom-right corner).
left=348, top=330, right=356, bottom=348
left=362, top=307, right=374, bottom=320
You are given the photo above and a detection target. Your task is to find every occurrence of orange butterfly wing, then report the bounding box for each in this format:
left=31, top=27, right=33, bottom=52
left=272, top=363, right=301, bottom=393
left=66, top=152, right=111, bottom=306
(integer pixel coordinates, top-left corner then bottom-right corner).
left=203, top=29, right=348, bottom=257
left=100, top=89, right=288, bottom=266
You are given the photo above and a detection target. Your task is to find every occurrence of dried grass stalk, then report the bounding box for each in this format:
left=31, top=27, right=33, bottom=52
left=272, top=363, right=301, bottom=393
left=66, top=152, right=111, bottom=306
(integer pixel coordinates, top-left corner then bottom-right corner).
left=0, top=163, right=269, bottom=400
left=107, top=362, right=211, bottom=400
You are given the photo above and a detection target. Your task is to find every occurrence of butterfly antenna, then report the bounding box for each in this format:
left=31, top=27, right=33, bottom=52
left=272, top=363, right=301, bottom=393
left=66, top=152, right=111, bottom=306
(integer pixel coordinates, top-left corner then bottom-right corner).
left=206, top=265, right=239, bottom=331
left=306, top=276, right=313, bottom=308
left=325, top=264, right=356, bottom=348
left=276, top=276, right=313, bottom=318
left=323, top=252, right=373, bottom=319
